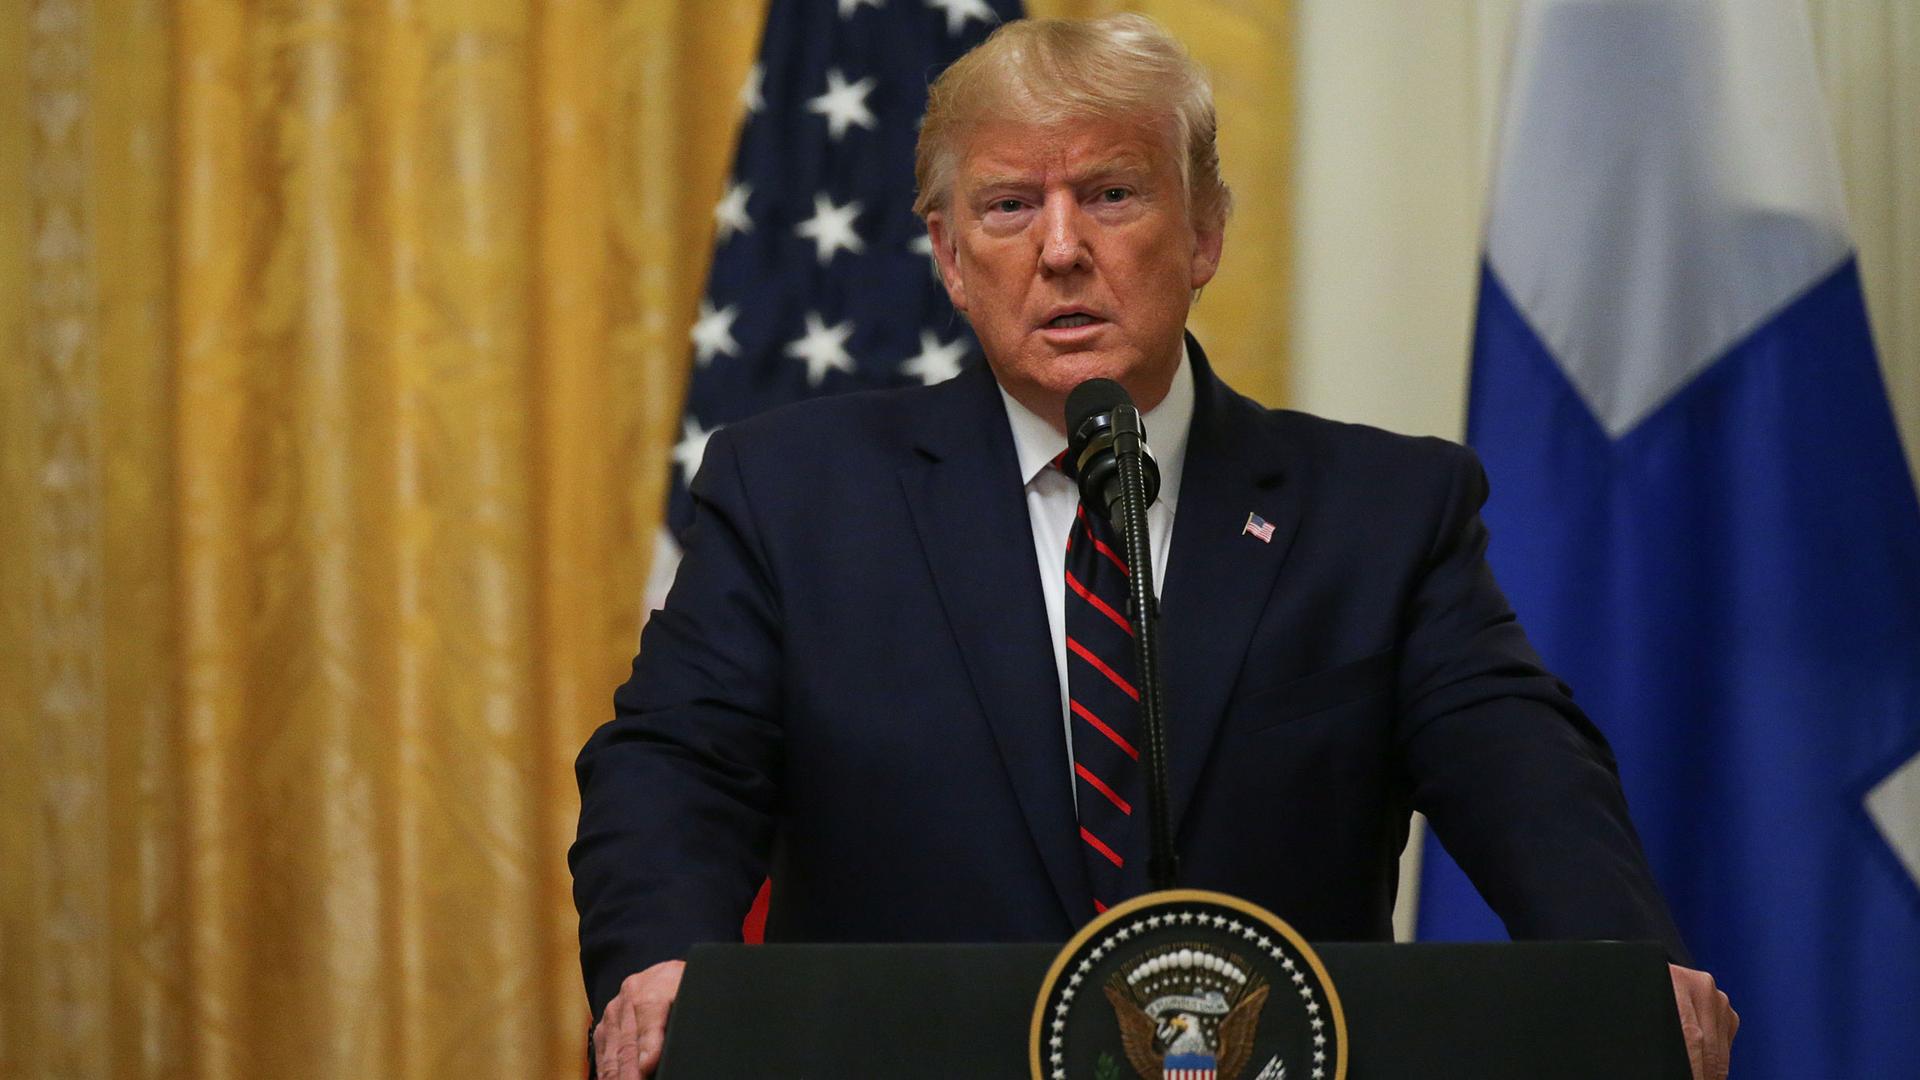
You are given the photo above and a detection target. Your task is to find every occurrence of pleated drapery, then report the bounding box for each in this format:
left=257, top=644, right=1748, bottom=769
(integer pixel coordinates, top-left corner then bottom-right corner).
left=3, top=1, right=761, bottom=1076
left=0, top=2, right=1296, bottom=1077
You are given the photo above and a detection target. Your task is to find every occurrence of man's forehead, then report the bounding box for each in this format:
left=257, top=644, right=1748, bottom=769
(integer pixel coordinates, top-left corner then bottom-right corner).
left=955, top=118, right=1174, bottom=184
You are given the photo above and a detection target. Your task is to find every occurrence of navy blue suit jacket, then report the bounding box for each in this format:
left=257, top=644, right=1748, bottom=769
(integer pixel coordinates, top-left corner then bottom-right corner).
left=572, top=338, right=1684, bottom=1017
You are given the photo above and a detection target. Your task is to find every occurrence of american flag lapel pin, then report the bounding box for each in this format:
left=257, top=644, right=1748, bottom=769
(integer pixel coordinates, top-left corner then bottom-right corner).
left=1243, top=512, right=1275, bottom=543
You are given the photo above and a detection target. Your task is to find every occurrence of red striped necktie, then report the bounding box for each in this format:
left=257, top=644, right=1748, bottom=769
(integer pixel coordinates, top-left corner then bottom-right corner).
left=1057, top=454, right=1148, bottom=913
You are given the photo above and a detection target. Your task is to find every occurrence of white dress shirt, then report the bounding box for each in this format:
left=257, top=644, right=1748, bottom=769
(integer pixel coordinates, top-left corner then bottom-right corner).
left=996, top=345, right=1195, bottom=793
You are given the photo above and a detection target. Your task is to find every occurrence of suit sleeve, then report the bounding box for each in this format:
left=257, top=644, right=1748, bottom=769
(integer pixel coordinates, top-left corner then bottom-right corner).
left=570, top=427, right=783, bottom=1019
left=1395, top=442, right=1690, bottom=962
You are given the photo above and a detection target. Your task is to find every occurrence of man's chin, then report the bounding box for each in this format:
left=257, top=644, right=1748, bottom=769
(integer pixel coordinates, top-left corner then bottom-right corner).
left=985, top=343, right=1171, bottom=427
left=1038, top=348, right=1138, bottom=391
left=1045, top=351, right=1181, bottom=410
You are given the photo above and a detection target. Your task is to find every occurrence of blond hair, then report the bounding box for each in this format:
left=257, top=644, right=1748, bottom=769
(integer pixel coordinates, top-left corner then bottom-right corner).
left=913, top=14, right=1232, bottom=228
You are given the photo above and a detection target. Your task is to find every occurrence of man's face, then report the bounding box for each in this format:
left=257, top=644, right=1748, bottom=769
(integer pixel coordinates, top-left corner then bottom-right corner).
left=925, top=114, right=1224, bottom=432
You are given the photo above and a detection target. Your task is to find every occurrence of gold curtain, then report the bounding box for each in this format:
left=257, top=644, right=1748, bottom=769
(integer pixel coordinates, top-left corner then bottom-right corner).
left=0, top=2, right=1292, bottom=1077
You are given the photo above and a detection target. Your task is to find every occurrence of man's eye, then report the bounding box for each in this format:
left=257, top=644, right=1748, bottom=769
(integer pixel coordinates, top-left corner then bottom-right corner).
left=1100, top=188, right=1130, bottom=202
left=991, top=198, right=1024, bottom=213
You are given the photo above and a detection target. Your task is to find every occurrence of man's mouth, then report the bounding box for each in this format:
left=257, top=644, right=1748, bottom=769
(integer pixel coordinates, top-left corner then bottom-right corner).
left=1046, top=313, right=1099, bottom=329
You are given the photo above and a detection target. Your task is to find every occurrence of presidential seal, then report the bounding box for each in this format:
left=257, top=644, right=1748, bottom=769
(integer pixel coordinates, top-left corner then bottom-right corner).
left=1030, top=890, right=1346, bottom=1080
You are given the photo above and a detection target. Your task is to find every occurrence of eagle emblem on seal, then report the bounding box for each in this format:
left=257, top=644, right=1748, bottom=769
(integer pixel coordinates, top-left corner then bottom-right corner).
left=1103, top=944, right=1274, bottom=1080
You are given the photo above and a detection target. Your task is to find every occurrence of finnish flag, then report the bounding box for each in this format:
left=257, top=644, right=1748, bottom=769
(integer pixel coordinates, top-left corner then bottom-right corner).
left=1415, top=2, right=1920, bottom=1077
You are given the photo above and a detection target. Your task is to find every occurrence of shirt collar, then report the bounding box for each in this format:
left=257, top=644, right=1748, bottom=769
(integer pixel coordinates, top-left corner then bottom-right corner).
left=998, top=341, right=1195, bottom=507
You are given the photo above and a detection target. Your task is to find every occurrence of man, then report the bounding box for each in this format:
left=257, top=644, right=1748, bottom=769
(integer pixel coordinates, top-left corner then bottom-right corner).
left=574, top=15, right=1737, bottom=1079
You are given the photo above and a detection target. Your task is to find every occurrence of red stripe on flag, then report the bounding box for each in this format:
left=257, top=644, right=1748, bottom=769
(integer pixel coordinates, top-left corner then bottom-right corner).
left=1066, top=570, right=1133, bottom=634
left=1068, top=636, right=1140, bottom=700
left=742, top=878, right=770, bottom=943
left=1071, top=699, right=1140, bottom=759
left=1076, top=762, right=1133, bottom=815
left=1081, top=826, right=1125, bottom=867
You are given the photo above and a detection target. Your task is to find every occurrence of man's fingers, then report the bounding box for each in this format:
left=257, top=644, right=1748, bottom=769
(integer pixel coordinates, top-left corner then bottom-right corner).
left=1669, top=964, right=1735, bottom=1080
left=598, top=960, right=687, bottom=1080
left=630, top=988, right=676, bottom=1075
left=632, top=1006, right=666, bottom=1075
left=1675, top=982, right=1706, bottom=1080
left=636, top=1028, right=664, bottom=1074
left=607, top=1039, right=643, bottom=1080
left=595, top=993, right=646, bottom=1080
left=1703, top=986, right=1736, bottom=1080
left=593, top=1015, right=634, bottom=1080
left=1691, top=974, right=1731, bottom=1080
left=1696, top=993, right=1727, bottom=1080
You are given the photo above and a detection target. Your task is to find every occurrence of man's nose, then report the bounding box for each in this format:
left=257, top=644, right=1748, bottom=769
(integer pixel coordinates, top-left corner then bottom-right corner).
left=1037, top=193, right=1091, bottom=275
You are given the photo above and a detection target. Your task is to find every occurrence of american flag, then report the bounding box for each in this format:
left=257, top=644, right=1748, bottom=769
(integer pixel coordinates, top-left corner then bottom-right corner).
left=1242, top=513, right=1275, bottom=543
left=648, top=0, right=1026, bottom=608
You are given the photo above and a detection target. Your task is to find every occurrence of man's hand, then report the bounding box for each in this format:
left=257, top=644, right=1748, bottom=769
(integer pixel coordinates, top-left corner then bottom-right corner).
left=595, top=960, right=686, bottom=1080
left=1670, top=963, right=1738, bottom=1080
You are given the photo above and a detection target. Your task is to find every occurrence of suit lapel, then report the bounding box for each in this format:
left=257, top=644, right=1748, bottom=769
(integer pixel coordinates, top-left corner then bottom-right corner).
left=894, top=341, right=1300, bottom=908
left=897, top=365, right=1091, bottom=924
left=1159, top=339, right=1303, bottom=836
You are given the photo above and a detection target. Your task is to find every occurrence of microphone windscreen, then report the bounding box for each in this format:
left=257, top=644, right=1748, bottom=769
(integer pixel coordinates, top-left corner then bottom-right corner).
left=1065, top=378, right=1133, bottom=436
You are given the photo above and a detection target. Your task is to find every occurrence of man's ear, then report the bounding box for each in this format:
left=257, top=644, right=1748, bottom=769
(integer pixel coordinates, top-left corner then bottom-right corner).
left=925, top=212, right=967, bottom=312
left=1189, top=220, right=1224, bottom=291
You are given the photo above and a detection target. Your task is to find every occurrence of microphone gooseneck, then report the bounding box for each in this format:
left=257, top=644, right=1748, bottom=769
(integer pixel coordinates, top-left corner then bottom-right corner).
left=1064, top=378, right=1178, bottom=893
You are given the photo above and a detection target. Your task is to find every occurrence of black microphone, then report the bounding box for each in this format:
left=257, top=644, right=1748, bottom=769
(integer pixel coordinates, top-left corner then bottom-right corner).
left=1065, top=379, right=1161, bottom=532
left=1063, top=378, right=1178, bottom=892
